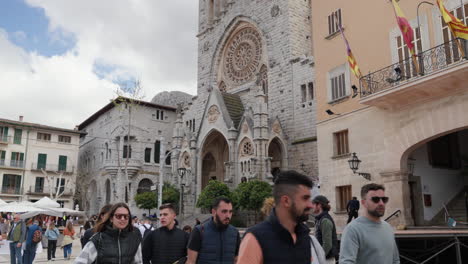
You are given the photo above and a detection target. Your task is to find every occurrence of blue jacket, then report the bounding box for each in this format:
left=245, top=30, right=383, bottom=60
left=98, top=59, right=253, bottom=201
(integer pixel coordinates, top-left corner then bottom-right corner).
left=45, top=228, right=60, bottom=240
left=26, top=224, right=41, bottom=245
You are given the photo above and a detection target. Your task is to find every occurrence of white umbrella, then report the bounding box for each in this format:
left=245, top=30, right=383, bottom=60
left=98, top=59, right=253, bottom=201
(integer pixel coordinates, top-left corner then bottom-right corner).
left=0, top=199, right=7, bottom=205
left=33, top=196, right=61, bottom=208
left=0, top=202, right=47, bottom=213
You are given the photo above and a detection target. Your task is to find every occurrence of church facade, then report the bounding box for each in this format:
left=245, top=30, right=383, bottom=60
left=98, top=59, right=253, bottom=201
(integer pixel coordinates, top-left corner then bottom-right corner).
left=171, top=0, right=318, bottom=214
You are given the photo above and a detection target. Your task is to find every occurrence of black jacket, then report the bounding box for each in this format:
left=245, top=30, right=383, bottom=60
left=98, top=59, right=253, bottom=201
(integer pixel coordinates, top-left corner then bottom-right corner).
left=247, top=209, right=311, bottom=264
left=90, top=226, right=142, bottom=264
left=142, top=226, right=189, bottom=264
left=315, top=211, right=339, bottom=259
left=81, top=228, right=95, bottom=248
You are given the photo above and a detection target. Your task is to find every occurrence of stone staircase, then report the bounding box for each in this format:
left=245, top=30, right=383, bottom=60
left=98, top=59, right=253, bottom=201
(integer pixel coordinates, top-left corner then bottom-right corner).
left=431, top=187, right=468, bottom=226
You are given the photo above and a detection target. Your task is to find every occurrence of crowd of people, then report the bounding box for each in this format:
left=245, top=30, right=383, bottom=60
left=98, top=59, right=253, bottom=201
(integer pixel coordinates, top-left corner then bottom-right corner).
left=1, top=170, right=400, bottom=263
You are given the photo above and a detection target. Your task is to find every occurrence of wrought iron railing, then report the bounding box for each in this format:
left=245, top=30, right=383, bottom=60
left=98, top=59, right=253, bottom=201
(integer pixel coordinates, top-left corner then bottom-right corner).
left=31, top=163, right=75, bottom=173
left=0, top=135, right=11, bottom=144
left=10, top=160, right=25, bottom=168
left=360, top=38, right=468, bottom=97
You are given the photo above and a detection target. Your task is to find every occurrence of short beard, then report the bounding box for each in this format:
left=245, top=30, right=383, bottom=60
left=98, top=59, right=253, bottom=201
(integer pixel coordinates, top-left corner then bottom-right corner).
left=291, top=202, right=309, bottom=223
left=367, top=207, right=385, bottom=218
left=215, top=214, right=230, bottom=229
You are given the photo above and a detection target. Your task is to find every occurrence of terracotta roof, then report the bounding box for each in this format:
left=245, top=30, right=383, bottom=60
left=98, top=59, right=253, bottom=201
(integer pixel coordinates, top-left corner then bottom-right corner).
left=78, top=96, right=176, bottom=130
left=221, top=93, right=244, bottom=128
left=0, top=118, right=82, bottom=135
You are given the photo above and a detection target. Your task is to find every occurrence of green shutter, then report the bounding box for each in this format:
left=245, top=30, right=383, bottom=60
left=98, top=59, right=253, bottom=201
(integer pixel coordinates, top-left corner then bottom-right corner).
left=15, top=175, right=21, bottom=194
left=37, top=153, right=47, bottom=169
left=59, top=155, right=67, bottom=171
left=19, top=153, right=24, bottom=161
left=0, top=151, right=5, bottom=160
left=13, top=129, right=22, bottom=144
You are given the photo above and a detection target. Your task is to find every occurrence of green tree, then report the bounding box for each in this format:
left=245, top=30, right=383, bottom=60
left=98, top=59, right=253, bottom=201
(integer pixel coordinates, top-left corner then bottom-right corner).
left=233, top=180, right=272, bottom=210
left=196, top=180, right=231, bottom=210
left=134, top=183, right=180, bottom=214
left=134, top=192, right=157, bottom=215
left=233, top=180, right=272, bottom=222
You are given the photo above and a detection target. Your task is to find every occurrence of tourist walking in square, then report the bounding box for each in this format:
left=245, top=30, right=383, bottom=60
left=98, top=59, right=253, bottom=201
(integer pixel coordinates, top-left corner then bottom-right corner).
left=339, top=183, right=400, bottom=264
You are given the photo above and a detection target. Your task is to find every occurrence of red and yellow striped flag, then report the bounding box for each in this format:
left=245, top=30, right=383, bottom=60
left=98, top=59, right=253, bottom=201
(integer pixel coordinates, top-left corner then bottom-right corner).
left=338, top=25, right=362, bottom=79
left=391, top=0, right=416, bottom=56
left=437, top=0, right=468, bottom=40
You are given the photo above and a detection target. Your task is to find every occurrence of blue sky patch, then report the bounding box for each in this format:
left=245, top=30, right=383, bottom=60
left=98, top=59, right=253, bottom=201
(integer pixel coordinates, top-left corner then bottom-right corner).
left=0, top=0, right=76, bottom=57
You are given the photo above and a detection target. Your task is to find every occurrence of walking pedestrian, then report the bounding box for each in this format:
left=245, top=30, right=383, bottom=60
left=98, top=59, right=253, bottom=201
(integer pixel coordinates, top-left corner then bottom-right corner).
left=237, top=170, right=315, bottom=264
left=74, top=202, right=143, bottom=264
left=45, top=222, right=60, bottom=261
left=142, top=203, right=189, bottom=264
left=23, top=219, right=41, bottom=264
left=182, top=225, right=192, bottom=234
left=138, top=218, right=155, bottom=239
left=346, top=196, right=360, bottom=224
left=187, top=197, right=240, bottom=264
left=339, top=183, right=400, bottom=264
left=81, top=204, right=112, bottom=248
left=7, top=214, right=27, bottom=264
left=62, top=220, right=75, bottom=260
left=311, top=195, right=339, bottom=264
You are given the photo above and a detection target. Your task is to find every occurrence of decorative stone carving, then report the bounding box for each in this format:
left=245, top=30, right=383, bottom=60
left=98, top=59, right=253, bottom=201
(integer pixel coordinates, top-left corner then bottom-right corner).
left=219, top=81, right=227, bottom=92
left=203, top=41, right=210, bottom=52
left=223, top=27, right=263, bottom=86
left=207, top=105, right=220, bottom=123
left=242, top=123, right=249, bottom=133
left=271, top=5, right=280, bottom=17
left=241, top=140, right=254, bottom=156
left=272, top=120, right=281, bottom=134
left=183, top=153, right=191, bottom=168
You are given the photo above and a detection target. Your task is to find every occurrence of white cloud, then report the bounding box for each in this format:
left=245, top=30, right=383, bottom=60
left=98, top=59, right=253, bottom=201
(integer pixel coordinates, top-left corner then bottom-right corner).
left=0, top=1, right=198, bottom=129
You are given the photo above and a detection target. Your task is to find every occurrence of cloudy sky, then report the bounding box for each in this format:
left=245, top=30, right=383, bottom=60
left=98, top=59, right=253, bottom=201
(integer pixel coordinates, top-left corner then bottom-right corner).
left=0, top=0, right=198, bottom=129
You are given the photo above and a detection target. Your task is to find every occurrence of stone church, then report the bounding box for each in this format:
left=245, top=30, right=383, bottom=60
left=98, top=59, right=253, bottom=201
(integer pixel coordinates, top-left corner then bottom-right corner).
left=170, top=0, right=318, bottom=215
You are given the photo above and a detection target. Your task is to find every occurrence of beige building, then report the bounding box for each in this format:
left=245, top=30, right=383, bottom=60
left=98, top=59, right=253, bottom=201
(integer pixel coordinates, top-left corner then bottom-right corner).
left=0, top=117, right=81, bottom=209
left=312, top=0, right=468, bottom=227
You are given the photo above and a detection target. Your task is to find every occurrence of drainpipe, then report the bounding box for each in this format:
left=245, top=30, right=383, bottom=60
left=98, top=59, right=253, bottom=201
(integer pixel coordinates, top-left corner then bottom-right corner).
left=20, top=130, right=30, bottom=201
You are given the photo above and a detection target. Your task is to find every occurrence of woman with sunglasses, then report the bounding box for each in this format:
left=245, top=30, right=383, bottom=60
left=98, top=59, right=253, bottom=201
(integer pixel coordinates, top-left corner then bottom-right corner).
left=80, top=204, right=113, bottom=248
left=74, top=203, right=143, bottom=264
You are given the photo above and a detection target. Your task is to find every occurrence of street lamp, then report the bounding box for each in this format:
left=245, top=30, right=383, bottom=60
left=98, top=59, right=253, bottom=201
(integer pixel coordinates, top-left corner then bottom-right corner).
left=348, top=153, right=371, bottom=180
left=177, top=168, right=191, bottom=218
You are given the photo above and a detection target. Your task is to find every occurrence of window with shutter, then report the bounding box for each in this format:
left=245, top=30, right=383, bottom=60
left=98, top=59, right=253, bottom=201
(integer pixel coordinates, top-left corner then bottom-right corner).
left=37, top=153, right=47, bottom=170
left=59, top=155, right=67, bottom=171
left=14, top=129, right=22, bottom=144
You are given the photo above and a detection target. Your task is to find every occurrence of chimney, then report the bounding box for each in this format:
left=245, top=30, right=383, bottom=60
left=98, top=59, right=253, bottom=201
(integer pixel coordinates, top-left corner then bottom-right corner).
left=19, top=116, right=24, bottom=122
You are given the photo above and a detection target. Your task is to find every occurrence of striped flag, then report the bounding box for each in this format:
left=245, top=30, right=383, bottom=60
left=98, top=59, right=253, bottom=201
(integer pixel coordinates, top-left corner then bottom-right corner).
left=437, top=0, right=468, bottom=40
left=338, top=25, right=362, bottom=79
left=391, top=0, right=416, bottom=56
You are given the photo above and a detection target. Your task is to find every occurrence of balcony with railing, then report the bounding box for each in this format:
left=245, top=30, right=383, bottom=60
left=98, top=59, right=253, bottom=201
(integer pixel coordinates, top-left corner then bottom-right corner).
left=26, top=185, right=74, bottom=197
left=360, top=38, right=468, bottom=109
left=1, top=186, right=22, bottom=195
left=103, top=159, right=143, bottom=177
left=31, top=163, right=75, bottom=174
left=0, top=159, right=26, bottom=170
left=0, top=135, right=12, bottom=144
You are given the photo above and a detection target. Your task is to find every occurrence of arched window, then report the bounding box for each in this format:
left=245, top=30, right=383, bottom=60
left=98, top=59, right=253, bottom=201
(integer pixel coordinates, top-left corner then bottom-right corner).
left=105, top=179, right=111, bottom=204
left=259, top=65, right=268, bottom=101
left=137, top=179, right=153, bottom=194
left=165, top=151, right=171, bottom=165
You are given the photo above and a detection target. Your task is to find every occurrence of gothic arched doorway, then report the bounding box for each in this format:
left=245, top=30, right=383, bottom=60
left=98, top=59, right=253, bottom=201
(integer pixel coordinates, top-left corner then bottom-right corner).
left=201, top=130, right=229, bottom=189
left=268, top=138, right=284, bottom=177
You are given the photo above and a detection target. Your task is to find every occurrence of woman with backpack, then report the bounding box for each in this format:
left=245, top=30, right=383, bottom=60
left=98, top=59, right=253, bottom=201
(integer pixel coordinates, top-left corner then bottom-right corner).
left=45, top=222, right=60, bottom=261
left=74, top=202, right=143, bottom=264
left=62, top=220, right=75, bottom=260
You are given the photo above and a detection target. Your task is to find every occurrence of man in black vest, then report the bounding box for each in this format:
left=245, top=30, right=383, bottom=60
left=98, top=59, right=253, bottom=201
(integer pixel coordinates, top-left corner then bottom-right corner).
left=187, top=197, right=240, bottom=264
left=238, top=170, right=314, bottom=264
left=142, top=203, right=189, bottom=264
left=312, top=195, right=339, bottom=263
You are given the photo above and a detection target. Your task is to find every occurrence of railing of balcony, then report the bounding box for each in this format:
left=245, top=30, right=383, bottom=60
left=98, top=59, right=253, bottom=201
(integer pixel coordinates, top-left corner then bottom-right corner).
left=1, top=186, right=21, bottom=195
left=31, top=163, right=75, bottom=173
left=10, top=160, right=25, bottom=168
left=27, top=185, right=73, bottom=196
left=360, top=38, right=467, bottom=97
left=0, top=159, right=4, bottom=166
left=0, top=135, right=11, bottom=144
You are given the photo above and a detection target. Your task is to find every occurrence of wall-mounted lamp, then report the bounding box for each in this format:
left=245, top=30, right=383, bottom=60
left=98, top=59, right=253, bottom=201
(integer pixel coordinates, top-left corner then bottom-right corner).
left=326, top=109, right=340, bottom=116
left=348, top=152, right=371, bottom=180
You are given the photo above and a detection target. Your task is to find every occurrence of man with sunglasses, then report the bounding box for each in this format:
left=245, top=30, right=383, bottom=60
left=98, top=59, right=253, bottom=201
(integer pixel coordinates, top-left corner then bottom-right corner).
left=339, top=183, right=400, bottom=264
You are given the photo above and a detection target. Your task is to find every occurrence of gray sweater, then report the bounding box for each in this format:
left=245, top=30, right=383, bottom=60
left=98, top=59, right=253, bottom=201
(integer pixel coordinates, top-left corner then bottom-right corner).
left=339, top=216, right=400, bottom=264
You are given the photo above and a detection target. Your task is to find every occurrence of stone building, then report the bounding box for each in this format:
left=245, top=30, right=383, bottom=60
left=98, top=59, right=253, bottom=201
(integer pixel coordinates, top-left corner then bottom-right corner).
left=171, top=0, right=318, bottom=215
left=312, top=0, right=468, bottom=227
left=0, top=117, right=80, bottom=209
left=76, top=95, right=190, bottom=216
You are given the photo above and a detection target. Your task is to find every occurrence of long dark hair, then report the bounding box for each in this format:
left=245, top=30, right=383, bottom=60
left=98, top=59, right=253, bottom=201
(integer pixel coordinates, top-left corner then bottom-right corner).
left=94, top=203, right=134, bottom=233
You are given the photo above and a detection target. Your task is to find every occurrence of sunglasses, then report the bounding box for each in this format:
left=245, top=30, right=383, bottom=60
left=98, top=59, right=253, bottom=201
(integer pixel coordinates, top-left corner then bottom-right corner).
left=113, top=214, right=130, bottom=220
left=370, top=196, right=389, bottom=204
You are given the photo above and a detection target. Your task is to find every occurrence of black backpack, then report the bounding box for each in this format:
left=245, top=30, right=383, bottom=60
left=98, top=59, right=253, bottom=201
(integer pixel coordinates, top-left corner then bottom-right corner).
left=142, top=224, right=153, bottom=240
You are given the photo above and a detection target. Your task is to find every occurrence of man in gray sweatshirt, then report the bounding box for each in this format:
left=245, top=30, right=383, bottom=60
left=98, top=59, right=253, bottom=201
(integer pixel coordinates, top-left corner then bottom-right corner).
left=339, top=183, right=400, bottom=264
